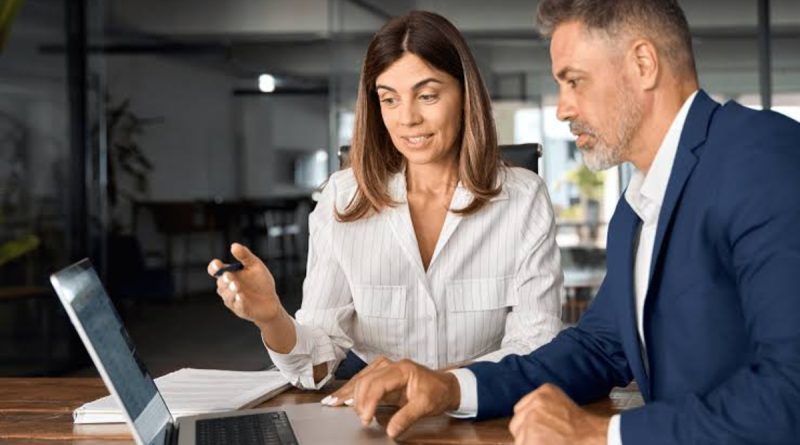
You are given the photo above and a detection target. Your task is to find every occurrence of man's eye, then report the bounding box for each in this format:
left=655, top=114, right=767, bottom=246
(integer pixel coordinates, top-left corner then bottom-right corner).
left=567, top=79, right=580, bottom=88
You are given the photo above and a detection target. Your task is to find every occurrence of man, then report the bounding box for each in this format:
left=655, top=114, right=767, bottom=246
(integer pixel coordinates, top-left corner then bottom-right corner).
left=347, top=0, right=800, bottom=443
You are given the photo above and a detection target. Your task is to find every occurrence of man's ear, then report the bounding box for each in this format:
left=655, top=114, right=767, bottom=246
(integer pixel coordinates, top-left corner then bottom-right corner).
left=629, top=39, right=659, bottom=90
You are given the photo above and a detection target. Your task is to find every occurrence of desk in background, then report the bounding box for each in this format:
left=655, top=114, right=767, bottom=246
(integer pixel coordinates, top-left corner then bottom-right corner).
left=0, top=378, right=642, bottom=444
left=131, top=197, right=314, bottom=296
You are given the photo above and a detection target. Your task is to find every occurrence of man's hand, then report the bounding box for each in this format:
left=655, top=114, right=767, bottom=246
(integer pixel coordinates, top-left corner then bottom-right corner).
left=509, top=383, right=610, bottom=445
left=351, top=359, right=461, bottom=438
left=323, top=356, right=395, bottom=407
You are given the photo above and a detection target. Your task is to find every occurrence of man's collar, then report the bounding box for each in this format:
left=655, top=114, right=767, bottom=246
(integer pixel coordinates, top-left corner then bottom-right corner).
left=625, top=90, right=698, bottom=217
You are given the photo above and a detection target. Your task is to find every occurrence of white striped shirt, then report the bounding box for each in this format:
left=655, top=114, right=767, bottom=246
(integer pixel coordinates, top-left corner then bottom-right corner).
left=267, top=166, right=563, bottom=389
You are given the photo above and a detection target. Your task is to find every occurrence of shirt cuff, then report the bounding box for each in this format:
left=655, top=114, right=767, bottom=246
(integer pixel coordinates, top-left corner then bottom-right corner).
left=607, top=414, right=622, bottom=445
left=264, top=319, right=334, bottom=390
left=445, top=368, right=478, bottom=418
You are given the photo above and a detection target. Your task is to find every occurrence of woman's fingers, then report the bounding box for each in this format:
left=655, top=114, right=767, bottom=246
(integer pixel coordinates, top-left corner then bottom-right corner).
left=207, top=259, right=223, bottom=277
left=230, top=243, right=259, bottom=267
left=223, top=274, right=238, bottom=292
left=209, top=244, right=282, bottom=325
left=326, top=356, right=394, bottom=407
left=216, top=279, right=242, bottom=308
left=327, top=369, right=369, bottom=406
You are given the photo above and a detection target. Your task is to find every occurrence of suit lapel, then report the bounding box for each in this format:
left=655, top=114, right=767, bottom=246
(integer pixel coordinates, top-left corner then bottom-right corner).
left=643, top=91, right=719, bottom=397
left=648, top=91, right=718, bottom=283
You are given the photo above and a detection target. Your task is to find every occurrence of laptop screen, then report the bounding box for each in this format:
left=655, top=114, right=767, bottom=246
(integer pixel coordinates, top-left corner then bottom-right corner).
left=51, top=259, right=172, bottom=445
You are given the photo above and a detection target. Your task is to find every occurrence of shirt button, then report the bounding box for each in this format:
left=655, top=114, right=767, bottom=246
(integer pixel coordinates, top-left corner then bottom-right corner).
left=426, top=315, right=434, bottom=322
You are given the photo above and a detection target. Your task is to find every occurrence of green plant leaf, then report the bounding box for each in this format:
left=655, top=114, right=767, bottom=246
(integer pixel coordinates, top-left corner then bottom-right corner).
left=0, top=0, right=25, bottom=51
left=0, top=233, right=40, bottom=267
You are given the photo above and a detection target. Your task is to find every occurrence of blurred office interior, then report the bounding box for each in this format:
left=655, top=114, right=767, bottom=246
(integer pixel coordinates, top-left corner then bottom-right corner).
left=1, top=0, right=798, bottom=377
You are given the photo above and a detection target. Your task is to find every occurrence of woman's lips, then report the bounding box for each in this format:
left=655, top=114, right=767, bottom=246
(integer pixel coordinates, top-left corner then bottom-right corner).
left=401, top=134, right=433, bottom=147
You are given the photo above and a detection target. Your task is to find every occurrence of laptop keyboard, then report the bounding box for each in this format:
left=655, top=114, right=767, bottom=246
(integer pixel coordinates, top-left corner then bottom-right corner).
left=196, top=411, right=298, bottom=445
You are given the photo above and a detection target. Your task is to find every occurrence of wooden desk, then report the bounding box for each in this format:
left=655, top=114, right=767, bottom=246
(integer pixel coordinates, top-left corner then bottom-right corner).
left=0, top=378, right=643, bottom=444
left=131, top=198, right=313, bottom=295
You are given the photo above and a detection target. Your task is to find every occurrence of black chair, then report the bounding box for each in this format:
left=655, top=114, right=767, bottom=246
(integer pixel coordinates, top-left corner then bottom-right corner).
left=337, top=145, right=352, bottom=168
left=338, top=143, right=542, bottom=174
left=499, top=143, right=542, bottom=174
left=107, top=233, right=175, bottom=302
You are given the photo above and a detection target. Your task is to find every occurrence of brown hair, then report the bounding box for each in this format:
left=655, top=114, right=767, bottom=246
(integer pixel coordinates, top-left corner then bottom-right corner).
left=537, top=0, right=697, bottom=81
left=336, top=10, right=501, bottom=222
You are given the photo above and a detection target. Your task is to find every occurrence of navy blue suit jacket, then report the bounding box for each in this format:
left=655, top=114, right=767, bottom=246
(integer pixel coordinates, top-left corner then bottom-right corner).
left=467, top=91, right=800, bottom=444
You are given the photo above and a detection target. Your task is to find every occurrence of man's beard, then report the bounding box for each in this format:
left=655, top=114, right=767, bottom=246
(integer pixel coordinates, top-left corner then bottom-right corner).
left=571, top=86, right=642, bottom=172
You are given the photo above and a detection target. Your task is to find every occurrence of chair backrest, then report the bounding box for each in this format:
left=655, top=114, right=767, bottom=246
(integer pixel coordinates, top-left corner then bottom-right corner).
left=338, top=145, right=351, bottom=168
left=500, top=143, right=542, bottom=174
left=338, top=142, right=542, bottom=174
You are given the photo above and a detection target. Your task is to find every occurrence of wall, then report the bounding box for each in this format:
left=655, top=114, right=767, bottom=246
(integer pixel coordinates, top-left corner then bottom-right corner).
left=105, top=55, right=237, bottom=201
left=240, top=94, right=329, bottom=197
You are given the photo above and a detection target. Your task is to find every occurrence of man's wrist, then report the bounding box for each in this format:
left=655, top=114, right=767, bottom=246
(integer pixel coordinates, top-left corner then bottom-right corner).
left=442, top=371, right=461, bottom=412
left=587, top=414, right=611, bottom=445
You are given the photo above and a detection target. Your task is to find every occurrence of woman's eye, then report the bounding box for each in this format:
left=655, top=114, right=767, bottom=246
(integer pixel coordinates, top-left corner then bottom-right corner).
left=380, top=97, right=397, bottom=106
left=419, top=94, right=438, bottom=102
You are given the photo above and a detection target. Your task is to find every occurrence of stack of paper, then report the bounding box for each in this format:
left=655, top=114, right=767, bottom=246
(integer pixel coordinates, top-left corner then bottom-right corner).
left=74, top=368, right=290, bottom=424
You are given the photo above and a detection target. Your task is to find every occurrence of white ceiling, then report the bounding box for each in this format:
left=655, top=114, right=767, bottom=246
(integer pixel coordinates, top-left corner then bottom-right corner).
left=108, top=0, right=800, bottom=35
left=6, top=0, right=800, bottom=97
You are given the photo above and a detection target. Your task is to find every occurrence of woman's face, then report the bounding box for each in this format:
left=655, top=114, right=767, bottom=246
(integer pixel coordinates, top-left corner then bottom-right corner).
left=375, top=52, right=463, bottom=168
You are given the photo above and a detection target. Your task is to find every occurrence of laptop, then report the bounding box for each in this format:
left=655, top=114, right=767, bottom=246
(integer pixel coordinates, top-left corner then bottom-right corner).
left=51, top=259, right=392, bottom=445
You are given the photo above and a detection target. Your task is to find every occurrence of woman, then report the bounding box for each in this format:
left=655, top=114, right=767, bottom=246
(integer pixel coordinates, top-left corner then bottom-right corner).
left=208, top=10, right=563, bottom=395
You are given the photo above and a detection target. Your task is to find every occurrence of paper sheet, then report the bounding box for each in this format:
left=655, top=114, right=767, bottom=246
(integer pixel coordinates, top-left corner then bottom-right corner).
left=74, top=368, right=290, bottom=424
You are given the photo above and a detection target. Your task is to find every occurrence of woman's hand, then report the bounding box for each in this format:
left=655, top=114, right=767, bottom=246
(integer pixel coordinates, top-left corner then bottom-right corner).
left=208, top=243, right=282, bottom=329
left=322, top=356, right=395, bottom=407
left=321, top=356, right=474, bottom=407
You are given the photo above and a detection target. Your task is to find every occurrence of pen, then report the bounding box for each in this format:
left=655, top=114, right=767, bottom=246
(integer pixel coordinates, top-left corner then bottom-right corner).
left=214, top=261, right=244, bottom=278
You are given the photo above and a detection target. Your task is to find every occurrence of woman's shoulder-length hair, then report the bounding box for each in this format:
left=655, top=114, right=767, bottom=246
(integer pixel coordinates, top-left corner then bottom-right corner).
left=336, top=10, right=501, bottom=222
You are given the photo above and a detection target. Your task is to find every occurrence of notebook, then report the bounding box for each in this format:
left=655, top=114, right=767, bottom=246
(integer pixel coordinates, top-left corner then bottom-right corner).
left=75, top=368, right=289, bottom=424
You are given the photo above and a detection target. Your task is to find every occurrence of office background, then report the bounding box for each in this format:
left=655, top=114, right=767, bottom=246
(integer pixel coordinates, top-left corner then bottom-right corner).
left=1, top=0, right=798, bottom=377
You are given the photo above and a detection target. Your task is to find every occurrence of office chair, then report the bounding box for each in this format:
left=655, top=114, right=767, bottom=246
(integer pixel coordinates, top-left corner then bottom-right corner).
left=338, top=145, right=352, bottom=168
left=499, top=143, right=542, bottom=174
left=338, top=143, right=542, bottom=174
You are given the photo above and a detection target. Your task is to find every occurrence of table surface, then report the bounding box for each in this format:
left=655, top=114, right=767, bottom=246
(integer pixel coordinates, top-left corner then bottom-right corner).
left=0, top=377, right=643, bottom=444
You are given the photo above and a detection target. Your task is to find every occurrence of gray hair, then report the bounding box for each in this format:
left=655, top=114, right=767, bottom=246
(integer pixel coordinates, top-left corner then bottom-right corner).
left=537, top=0, right=697, bottom=80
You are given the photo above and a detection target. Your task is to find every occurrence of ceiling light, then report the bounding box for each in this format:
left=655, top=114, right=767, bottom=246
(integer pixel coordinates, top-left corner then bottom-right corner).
left=258, top=74, right=275, bottom=93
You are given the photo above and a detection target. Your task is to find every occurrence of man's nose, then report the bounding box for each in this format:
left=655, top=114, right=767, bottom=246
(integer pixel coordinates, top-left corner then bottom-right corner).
left=556, top=94, right=575, bottom=122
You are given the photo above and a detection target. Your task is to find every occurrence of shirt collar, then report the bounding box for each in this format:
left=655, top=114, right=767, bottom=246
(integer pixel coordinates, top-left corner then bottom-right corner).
left=388, top=170, right=407, bottom=202
left=387, top=167, right=509, bottom=205
left=625, top=90, right=698, bottom=222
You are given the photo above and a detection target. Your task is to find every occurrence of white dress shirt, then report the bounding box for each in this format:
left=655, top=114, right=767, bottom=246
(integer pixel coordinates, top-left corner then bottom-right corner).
left=604, top=91, right=698, bottom=444
left=450, top=92, right=699, bottom=443
left=267, top=166, right=564, bottom=389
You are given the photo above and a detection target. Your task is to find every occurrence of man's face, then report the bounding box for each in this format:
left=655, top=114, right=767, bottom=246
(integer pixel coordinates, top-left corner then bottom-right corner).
left=550, top=21, right=642, bottom=171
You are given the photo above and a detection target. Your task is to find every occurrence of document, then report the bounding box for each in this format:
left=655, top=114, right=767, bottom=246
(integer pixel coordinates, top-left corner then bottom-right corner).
left=74, top=368, right=290, bottom=424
